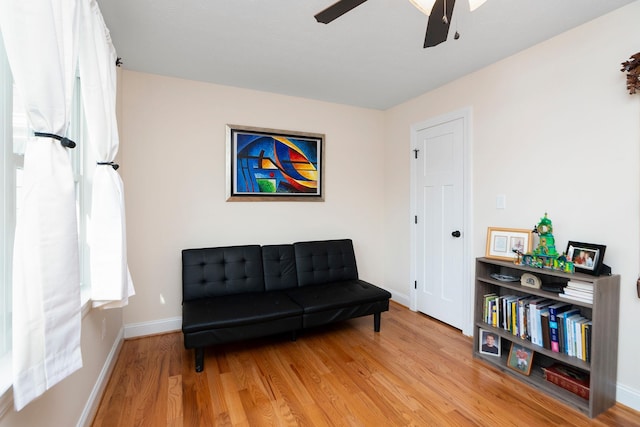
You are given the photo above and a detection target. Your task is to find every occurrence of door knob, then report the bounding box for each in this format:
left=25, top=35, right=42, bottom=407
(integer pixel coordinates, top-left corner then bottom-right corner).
left=451, top=230, right=461, bottom=238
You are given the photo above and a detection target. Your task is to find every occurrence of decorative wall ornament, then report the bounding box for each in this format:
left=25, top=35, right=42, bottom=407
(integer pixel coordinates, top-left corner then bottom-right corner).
left=621, top=52, right=640, bottom=95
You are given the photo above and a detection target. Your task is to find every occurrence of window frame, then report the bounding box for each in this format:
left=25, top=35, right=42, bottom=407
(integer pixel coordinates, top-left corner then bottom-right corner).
left=0, top=29, right=15, bottom=408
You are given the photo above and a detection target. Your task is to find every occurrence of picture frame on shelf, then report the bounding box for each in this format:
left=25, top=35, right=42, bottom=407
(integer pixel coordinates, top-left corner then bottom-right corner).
left=479, top=329, right=501, bottom=357
left=566, top=241, right=606, bottom=276
left=226, top=124, right=324, bottom=201
left=507, top=343, right=534, bottom=376
left=485, top=227, right=533, bottom=261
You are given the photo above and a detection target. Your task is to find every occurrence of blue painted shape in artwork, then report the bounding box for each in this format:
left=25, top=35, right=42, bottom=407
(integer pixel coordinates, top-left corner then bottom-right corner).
left=234, top=132, right=318, bottom=194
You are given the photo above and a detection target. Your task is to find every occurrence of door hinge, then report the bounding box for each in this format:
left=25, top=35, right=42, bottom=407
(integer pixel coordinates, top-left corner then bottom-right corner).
left=413, top=148, right=419, bottom=159
left=414, top=281, right=417, bottom=289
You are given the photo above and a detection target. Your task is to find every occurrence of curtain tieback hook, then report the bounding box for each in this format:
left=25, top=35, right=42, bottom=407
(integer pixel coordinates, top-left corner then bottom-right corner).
left=34, top=132, right=76, bottom=148
left=97, top=161, right=119, bottom=170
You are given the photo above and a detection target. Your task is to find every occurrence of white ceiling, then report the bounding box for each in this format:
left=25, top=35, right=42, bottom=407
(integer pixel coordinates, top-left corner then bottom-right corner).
left=97, top=0, right=636, bottom=110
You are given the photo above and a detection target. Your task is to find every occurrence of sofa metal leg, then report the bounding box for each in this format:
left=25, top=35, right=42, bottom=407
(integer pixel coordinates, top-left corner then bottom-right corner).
left=195, top=348, right=204, bottom=372
left=374, top=312, right=381, bottom=332
left=291, top=330, right=298, bottom=341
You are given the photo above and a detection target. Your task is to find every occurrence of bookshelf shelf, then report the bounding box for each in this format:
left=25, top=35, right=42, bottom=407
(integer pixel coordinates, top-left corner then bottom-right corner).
left=473, top=257, right=620, bottom=418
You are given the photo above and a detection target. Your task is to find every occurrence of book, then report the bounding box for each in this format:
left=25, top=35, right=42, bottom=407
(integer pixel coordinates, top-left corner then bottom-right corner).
left=511, top=298, right=521, bottom=336
left=566, top=280, right=594, bottom=291
left=575, top=317, right=588, bottom=360
left=558, top=308, right=580, bottom=354
left=566, top=314, right=585, bottom=357
left=563, top=287, right=594, bottom=298
left=483, top=293, right=497, bottom=324
left=558, top=293, right=593, bottom=304
left=501, top=295, right=518, bottom=331
left=530, top=299, right=553, bottom=347
left=518, top=297, right=534, bottom=340
left=548, top=303, right=572, bottom=352
left=540, top=310, right=551, bottom=350
left=491, top=296, right=499, bottom=327
left=543, top=364, right=590, bottom=400
left=583, top=321, right=593, bottom=362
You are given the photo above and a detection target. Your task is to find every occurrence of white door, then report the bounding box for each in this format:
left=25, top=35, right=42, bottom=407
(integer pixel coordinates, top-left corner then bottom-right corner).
left=414, top=117, right=465, bottom=330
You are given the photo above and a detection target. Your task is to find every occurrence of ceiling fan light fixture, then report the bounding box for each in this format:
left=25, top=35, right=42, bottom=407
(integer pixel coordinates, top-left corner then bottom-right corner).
left=409, top=0, right=437, bottom=16
left=469, top=0, right=487, bottom=11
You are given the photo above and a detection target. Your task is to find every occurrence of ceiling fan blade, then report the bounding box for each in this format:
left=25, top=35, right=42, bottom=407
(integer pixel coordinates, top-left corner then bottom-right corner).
left=314, top=0, right=368, bottom=24
left=423, top=0, right=456, bottom=48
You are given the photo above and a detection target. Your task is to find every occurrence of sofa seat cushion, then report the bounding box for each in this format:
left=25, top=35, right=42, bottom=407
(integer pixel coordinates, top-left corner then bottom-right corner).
left=182, top=291, right=303, bottom=334
left=285, top=280, right=392, bottom=313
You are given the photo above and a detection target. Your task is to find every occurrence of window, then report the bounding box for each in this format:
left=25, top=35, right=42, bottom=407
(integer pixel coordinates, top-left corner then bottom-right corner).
left=0, top=31, right=92, bottom=402
left=0, top=29, right=15, bottom=399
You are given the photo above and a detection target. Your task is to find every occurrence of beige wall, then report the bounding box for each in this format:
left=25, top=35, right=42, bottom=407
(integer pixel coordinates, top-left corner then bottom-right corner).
left=118, top=72, right=387, bottom=326
left=384, top=0, right=640, bottom=408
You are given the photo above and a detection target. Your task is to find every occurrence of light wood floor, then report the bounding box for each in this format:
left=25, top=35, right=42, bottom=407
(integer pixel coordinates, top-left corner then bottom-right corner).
left=92, top=302, right=640, bottom=426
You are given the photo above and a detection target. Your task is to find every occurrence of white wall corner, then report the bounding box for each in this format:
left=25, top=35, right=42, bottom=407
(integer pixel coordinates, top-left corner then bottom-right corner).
left=391, top=293, right=410, bottom=309
left=616, top=382, right=640, bottom=412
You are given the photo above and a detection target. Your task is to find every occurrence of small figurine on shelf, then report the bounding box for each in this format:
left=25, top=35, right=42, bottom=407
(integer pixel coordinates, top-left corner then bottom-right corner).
left=554, top=252, right=575, bottom=274
left=520, top=213, right=574, bottom=272
left=534, top=212, right=558, bottom=257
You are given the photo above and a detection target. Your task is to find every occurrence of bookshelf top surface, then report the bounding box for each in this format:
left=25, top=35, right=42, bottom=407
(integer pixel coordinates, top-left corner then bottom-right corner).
left=476, top=257, right=619, bottom=283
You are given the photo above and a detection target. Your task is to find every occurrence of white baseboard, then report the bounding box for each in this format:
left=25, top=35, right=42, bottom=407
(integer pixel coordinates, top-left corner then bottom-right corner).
left=124, top=316, right=182, bottom=339
left=390, top=293, right=410, bottom=308
left=77, top=327, right=124, bottom=427
left=617, top=382, right=640, bottom=412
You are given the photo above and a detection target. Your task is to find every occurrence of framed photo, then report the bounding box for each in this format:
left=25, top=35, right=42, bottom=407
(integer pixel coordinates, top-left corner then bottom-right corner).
left=226, top=125, right=324, bottom=201
left=566, top=241, right=606, bottom=276
left=507, top=343, right=534, bottom=376
left=485, top=227, right=533, bottom=261
left=479, top=329, right=501, bottom=357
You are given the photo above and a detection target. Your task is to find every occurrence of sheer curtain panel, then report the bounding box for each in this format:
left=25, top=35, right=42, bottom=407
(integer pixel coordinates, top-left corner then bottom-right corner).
left=0, top=0, right=82, bottom=410
left=79, top=0, right=135, bottom=308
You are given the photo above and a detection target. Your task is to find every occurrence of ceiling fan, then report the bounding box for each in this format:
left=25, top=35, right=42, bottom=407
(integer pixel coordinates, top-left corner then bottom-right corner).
left=314, top=0, right=486, bottom=48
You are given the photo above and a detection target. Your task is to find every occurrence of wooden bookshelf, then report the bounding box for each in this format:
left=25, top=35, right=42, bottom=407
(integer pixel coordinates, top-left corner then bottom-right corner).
left=473, top=257, right=620, bottom=418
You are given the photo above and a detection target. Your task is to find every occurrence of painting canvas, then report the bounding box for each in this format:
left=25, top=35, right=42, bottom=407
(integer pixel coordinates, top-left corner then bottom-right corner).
left=226, top=125, right=324, bottom=201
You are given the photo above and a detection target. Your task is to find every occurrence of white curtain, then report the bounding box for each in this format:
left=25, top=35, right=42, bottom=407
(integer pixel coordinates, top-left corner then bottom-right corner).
left=0, top=0, right=83, bottom=410
left=79, top=0, right=135, bottom=308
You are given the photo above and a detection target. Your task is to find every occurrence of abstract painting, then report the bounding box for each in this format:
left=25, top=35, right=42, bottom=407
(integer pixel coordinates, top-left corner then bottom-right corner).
left=226, top=125, right=324, bottom=201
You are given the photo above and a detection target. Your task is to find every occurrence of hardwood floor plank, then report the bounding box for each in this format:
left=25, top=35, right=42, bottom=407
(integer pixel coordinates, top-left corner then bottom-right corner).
left=92, top=302, right=640, bottom=426
left=167, top=375, right=183, bottom=427
left=220, top=372, right=249, bottom=425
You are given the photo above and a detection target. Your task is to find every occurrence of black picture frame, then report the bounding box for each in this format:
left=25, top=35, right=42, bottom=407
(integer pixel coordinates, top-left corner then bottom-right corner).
left=566, top=241, right=606, bottom=276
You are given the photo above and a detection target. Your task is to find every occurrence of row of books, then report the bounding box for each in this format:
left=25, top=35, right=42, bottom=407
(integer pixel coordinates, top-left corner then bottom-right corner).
left=558, top=280, right=594, bottom=304
left=482, top=293, right=592, bottom=362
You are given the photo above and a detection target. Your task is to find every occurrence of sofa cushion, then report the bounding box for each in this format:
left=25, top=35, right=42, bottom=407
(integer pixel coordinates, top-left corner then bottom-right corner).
left=182, top=291, right=303, bottom=333
left=182, top=245, right=264, bottom=301
left=262, top=244, right=298, bottom=291
left=294, top=239, right=359, bottom=287
left=285, top=280, right=391, bottom=313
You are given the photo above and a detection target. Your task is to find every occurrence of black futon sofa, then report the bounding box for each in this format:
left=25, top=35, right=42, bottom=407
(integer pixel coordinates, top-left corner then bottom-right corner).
left=182, top=239, right=392, bottom=372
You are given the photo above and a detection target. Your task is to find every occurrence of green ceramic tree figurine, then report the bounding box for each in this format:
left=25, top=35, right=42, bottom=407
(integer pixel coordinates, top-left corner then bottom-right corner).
left=534, top=212, right=558, bottom=257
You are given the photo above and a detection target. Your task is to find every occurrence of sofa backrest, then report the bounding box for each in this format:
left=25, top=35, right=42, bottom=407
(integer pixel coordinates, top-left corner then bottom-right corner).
left=262, top=244, right=299, bottom=291
left=182, top=245, right=265, bottom=301
left=293, top=239, right=359, bottom=287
